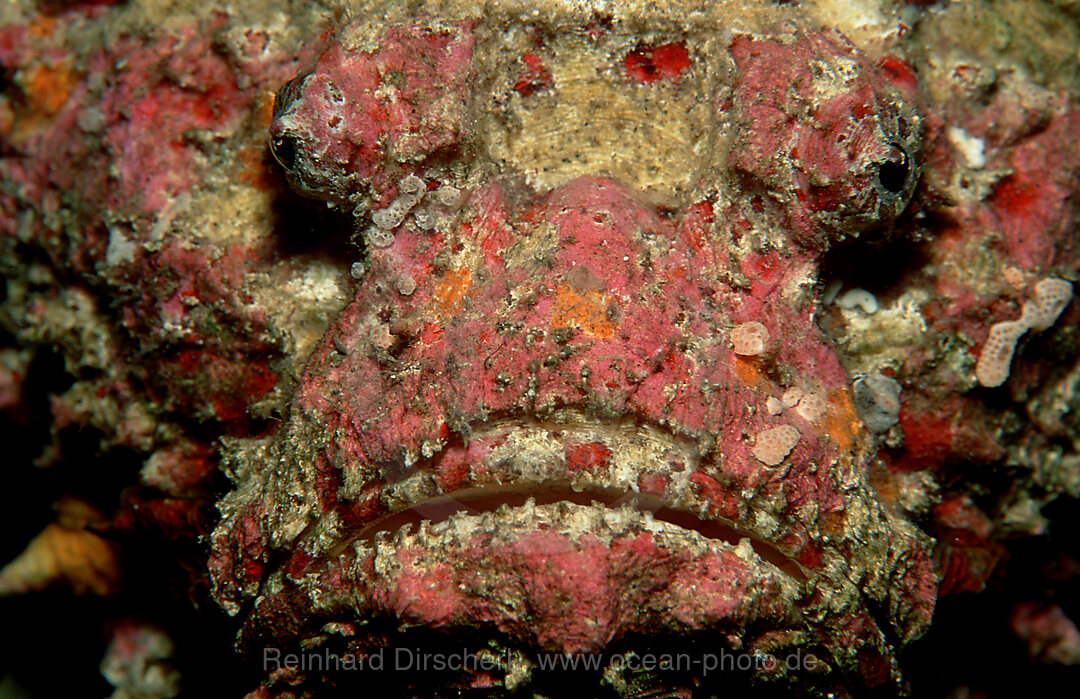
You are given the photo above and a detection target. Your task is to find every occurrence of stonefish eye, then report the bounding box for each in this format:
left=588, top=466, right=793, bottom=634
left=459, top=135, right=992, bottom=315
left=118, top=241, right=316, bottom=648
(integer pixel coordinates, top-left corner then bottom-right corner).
left=270, top=132, right=298, bottom=170
left=269, top=74, right=309, bottom=172
left=878, top=142, right=910, bottom=194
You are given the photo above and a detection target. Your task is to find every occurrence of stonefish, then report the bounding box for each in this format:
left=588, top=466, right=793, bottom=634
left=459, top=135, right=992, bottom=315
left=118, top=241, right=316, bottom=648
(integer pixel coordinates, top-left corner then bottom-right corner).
left=210, top=0, right=935, bottom=695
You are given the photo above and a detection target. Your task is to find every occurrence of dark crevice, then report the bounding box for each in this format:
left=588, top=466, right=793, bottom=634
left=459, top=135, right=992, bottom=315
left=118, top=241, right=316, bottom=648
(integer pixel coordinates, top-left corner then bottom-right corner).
left=267, top=171, right=356, bottom=263
left=817, top=232, right=932, bottom=300
left=903, top=494, right=1080, bottom=697
left=38, top=0, right=128, bottom=16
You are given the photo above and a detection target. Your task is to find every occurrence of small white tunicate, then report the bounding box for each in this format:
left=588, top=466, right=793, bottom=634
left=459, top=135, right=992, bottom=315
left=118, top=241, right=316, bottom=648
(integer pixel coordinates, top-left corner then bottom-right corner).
left=795, top=392, right=826, bottom=423
left=364, top=226, right=395, bottom=248
left=105, top=225, right=138, bottom=266
left=730, top=321, right=770, bottom=356
left=399, top=174, right=425, bottom=196
left=947, top=126, right=987, bottom=169
left=1002, top=266, right=1029, bottom=291
left=371, top=200, right=409, bottom=230
left=369, top=324, right=394, bottom=350
left=435, top=185, right=462, bottom=208
left=836, top=288, right=879, bottom=314
left=1027, top=278, right=1073, bottom=332
left=752, top=425, right=800, bottom=466
left=780, top=387, right=803, bottom=409
left=975, top=320, right=1026, bottom=388
left=77, top=106, right=107, bottom=133
left=414, top=211, right=435, bottom=230
left=399, top=192, right=423, bottom=210
left=350, top=262, right=365, bottom=279
left=975, top=277, right=1072, bottom=387
left=370, top=210, right=397, bottom=230
left=397, top=275, right=417, bottom=296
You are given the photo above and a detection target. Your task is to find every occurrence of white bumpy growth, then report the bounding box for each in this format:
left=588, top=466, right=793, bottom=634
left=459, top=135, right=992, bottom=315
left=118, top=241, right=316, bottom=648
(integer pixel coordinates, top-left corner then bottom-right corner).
left=365, top=174, right=428, bottom=245
left=835, top=288, right=879, bottom=314
left=730, top=321, right=770, bottom=356
left=975, top=277, right=1073, bottom=387
left=1025, top=278, right=1073, bottom=332
left=752, top=425, right=800, bottom=466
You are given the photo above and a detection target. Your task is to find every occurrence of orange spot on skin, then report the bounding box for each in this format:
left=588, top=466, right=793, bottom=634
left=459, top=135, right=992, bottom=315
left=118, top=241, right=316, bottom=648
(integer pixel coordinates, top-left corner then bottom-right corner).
left=733, top=356, right=767, bottom=388
left=0, top=99, right=14, bottom=140
left=551, top=284, right=617, bottom=339
left=22, top=63, right=77, bottom=116
left=818, top=389, right=859, bottom=453
left=432, top=267, right=472, bottom=318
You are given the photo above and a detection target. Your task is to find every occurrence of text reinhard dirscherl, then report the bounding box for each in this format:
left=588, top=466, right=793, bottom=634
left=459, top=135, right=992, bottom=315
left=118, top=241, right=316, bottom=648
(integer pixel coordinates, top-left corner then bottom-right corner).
left=263, top=646, right=820, bottom=677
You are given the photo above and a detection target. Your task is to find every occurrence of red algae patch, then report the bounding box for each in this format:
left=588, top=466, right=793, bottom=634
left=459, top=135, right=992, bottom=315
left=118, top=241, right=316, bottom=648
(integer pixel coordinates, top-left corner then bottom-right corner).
left=624, top=43, right=692, bottom=84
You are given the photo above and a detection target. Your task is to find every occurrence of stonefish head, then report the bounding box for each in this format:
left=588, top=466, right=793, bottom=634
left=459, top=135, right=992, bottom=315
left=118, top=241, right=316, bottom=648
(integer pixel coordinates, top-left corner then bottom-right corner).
left=210, top=1, right=934, bottom=695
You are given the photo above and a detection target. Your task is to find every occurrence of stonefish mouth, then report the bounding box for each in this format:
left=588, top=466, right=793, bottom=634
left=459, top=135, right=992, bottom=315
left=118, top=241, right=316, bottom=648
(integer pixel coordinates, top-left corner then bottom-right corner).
left=237, top=414, right=813, bottom=654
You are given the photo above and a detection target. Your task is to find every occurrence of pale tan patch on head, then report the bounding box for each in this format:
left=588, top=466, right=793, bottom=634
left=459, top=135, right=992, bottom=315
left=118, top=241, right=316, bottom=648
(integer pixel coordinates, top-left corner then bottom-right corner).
left=795, top=392, right=826, bottom=423
left=477, top=27, right=724, bottom=205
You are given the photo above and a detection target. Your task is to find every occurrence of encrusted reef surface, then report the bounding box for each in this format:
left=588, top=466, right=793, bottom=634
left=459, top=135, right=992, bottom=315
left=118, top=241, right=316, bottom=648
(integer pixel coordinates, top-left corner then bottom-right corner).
left=0, top=1, right=1078, bottom=697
